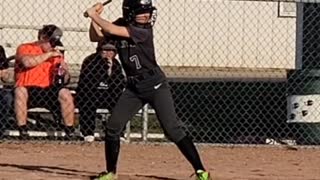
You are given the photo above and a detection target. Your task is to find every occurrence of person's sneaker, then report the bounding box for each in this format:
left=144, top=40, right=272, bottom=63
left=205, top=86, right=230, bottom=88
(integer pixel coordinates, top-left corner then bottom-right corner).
left=18, top=125, right=29, bottom=140
left=0, top=131, right=4, bottom=140
left=64, top=126, right=78, bottom=141
left=19, top=129, right=29, bottom=140
left=120, top=136, right=127, bottom=142
left=195, top=170, right=211, bottom=180
left=0, top=127, right=5, bottom=140
left=91, top=171, right=117, bottom=180
left=65, top=132, right=78, bottom=141
left=84, top=135, right=95, bottom=142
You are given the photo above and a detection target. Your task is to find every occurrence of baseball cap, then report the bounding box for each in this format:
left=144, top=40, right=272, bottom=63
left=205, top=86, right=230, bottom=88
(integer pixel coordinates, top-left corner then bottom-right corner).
left=39, top=24, right=63, bottom=47
left=101, top=43, right=117, bottom=51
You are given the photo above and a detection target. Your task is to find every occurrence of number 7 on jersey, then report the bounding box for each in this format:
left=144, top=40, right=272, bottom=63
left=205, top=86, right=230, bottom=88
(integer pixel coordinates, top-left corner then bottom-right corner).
left=129, top=55, right=142, bottom=69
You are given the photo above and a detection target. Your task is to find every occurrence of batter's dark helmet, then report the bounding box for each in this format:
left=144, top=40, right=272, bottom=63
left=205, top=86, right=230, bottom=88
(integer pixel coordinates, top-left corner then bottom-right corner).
left=122, top=0, right=157, bottom=25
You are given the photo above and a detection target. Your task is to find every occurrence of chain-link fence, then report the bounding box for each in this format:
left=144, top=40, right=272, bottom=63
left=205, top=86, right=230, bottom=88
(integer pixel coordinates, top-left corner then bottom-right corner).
left=1, top=0, right=320, bottom=145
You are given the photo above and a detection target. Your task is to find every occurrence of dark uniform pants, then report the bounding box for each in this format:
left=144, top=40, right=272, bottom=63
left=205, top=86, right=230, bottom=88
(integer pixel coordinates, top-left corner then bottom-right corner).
left=105, top=82, right=186, bottom=143
left=78, top=99, right=99, bottom=136
left=78, top=90, right=119, bottom=136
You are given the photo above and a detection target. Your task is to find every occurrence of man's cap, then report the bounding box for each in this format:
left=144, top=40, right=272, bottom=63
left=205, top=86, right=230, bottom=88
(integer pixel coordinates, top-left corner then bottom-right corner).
left=39, top=24, right=63, bottom=46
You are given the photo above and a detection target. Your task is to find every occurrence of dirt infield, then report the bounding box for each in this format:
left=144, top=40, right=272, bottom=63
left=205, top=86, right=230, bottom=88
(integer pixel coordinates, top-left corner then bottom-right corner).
left=0, top=141, right=319, bottom=180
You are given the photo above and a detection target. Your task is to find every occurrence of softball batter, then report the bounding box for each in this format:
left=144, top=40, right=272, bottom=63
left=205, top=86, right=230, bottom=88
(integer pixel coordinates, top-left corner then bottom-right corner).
left=86, top=0, right=211, bottom=179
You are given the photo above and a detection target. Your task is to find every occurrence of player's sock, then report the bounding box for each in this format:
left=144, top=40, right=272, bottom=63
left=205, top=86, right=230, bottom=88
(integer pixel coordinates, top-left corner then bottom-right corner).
left=176, top=136, right=205, bottom=172
left=105, top=138, right=120, bottom=173
left=18, top=125, right=28, bottom=140
left=18, top=125, right=28, bottom=134
left=18, top=125, right=27, bottom=131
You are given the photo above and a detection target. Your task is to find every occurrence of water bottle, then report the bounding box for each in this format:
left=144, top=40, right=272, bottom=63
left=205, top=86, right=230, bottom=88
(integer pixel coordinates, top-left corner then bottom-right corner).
left=54, top=63, right=65, bottom=86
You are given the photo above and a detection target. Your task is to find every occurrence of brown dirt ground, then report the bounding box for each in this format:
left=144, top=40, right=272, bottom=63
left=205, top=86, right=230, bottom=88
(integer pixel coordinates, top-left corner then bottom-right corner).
left=0, top=141, right=320, bottom=180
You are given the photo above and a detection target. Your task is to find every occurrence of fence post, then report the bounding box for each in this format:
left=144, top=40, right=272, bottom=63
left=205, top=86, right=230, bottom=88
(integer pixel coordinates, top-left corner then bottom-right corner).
left=142, top=104, right=149, bottom=142
left=125, top=121, right=131, bottom=142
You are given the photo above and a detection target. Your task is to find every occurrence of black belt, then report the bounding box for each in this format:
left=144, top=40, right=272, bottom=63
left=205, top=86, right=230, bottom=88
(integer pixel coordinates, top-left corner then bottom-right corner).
left=128, top=68, right=160, bottom=82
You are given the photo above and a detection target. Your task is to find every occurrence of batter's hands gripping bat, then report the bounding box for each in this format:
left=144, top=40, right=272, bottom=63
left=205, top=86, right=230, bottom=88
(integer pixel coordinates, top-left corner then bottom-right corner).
left=83, top=0, right=112, bottom=18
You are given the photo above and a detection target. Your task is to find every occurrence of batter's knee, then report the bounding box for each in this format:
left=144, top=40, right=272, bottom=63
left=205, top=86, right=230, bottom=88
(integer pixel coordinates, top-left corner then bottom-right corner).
left=105, top=127, right=122, bottom=141
left=163, top=128, right=186, bottom=143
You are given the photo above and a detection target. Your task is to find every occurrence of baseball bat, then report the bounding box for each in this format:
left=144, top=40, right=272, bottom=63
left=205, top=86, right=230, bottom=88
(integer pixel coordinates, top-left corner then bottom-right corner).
left=83, top=0, right=112, bottom=18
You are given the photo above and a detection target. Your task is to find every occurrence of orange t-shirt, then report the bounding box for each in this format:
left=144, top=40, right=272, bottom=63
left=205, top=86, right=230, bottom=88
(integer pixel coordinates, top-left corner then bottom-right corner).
left=15, top=43, right=63, bottom=88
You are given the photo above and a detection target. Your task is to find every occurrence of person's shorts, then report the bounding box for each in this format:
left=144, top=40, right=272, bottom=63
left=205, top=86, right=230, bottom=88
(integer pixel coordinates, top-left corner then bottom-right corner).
left=26, top=86, right=61, bottom=112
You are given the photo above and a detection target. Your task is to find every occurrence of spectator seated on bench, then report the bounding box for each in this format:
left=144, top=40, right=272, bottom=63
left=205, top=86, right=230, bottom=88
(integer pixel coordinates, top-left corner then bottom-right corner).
left=0, top=45, right=13, bottom=139
left=14, top=24, right=75, bottom=140
left=76, top=40, right=126, bottom=142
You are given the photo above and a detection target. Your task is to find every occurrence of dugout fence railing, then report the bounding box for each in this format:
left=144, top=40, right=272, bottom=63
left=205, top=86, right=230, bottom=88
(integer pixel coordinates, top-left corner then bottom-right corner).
left=2, top=0, right=320, bottom=146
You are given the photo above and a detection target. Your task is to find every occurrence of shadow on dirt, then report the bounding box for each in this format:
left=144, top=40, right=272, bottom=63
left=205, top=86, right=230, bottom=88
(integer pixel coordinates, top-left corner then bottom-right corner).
left=0, top=163, right=182, bottom=180
left=0, top=163, right=94, bottom=177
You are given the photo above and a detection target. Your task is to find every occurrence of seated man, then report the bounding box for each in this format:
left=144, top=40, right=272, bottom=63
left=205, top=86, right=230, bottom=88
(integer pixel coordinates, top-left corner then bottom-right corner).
left=76, top=40, right=126, bottom=142
left=0, top=45, right=13, bottom=139
left=14, top=24, right=75, bottom=139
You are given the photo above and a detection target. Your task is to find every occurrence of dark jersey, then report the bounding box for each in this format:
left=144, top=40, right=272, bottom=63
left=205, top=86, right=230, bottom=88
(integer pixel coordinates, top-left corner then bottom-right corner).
left=112, top=19, right=160, bottom=76
left=117, top=25, right=158, bottom=76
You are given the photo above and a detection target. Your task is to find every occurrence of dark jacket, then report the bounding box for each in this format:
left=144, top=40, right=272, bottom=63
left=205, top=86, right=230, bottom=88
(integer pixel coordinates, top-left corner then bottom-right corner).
left=0, top=45, right=9, bottom=70
left=76, top=53, right=126, bottom=109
